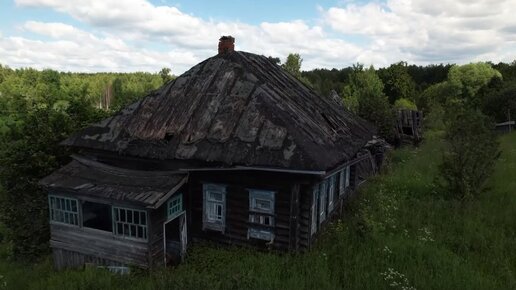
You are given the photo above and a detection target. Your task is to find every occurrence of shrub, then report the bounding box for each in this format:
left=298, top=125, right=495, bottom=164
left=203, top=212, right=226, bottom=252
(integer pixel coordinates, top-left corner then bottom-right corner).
left=439, top=107, right=499, bottom=200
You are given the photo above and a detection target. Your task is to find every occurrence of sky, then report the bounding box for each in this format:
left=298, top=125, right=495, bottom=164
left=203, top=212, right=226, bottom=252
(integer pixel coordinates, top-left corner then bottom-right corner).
left=1, top=0, right=515, bottom=74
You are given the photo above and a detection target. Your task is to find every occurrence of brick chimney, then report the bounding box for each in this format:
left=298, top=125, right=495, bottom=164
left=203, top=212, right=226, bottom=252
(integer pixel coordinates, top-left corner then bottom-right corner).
left=218, top=36, right=235, bottom=54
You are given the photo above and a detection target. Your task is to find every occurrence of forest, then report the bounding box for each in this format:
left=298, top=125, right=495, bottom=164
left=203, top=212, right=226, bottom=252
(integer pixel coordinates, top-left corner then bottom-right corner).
left=0, top=55, right=515, bottom=289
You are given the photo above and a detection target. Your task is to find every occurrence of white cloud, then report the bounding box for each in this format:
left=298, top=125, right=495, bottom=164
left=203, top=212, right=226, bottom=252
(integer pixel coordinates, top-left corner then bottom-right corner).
left=5, top=0, right=516, bottom=73
left=323, top=0, right=516, bottom=65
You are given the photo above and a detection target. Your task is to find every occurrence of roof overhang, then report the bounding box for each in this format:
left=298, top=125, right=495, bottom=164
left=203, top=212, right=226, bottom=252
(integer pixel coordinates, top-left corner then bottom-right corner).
left=40, top=155, right=187, bottom=208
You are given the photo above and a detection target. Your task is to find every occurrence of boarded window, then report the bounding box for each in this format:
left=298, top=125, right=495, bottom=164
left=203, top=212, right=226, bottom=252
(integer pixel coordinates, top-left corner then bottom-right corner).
left=113, top=207, right=148, bottom=240
left=167, top=194, right=183, bottom=220
left=49, top=195, right=79, bottom=226
left=203, top=184, right=226, bottom=232
left=82, top=201, right=112, bottom=232
left=311, top=184, right=319, bottom=235
left=248, top=190, right=275, bottom=241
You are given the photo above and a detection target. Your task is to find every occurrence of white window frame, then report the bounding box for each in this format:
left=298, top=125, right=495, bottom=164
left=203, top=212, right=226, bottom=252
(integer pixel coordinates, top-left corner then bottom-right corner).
left=248, top=189, right=275, bottom=241
left=311, top=184, right=320, bottom=235
left=319, top=180, right=327, bottom=224
left=48, top=195, right=80, bottom=226
left=167, top=193, right=183, bottom=221
left=112, top=206, right=148, bottom=240
left=203, top=184, right=226, bottom=232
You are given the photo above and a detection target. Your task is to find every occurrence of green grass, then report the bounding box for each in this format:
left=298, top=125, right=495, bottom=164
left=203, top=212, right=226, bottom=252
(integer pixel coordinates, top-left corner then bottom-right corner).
left=0, top=132, right=515, bottom=290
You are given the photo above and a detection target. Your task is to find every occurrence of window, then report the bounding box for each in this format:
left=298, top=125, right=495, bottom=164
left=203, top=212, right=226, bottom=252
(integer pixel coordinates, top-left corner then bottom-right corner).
left=248, top=190, right=275, bottom=241
left=339, top=166, right=351, bottom=196
left=203, top=184, right=226, bottom=231
left=319, top=180, right=327, bottom=224
left=83, top=201, right=112, bottom=232
left=49, top=195, right=79, bottom=226
left=328, top=175, right=336, bottom=212
left=167, top=194, right=183, bottom=220
left=346, top=166, right=351, bottom=188
left=113, top=207, right=148, bottom=240
left=311, top=184, right=319, bottom=235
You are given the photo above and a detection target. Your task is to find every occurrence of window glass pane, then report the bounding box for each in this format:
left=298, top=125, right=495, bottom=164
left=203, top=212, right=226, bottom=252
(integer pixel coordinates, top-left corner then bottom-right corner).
left=48, top=196, right=79, bottom=226
left=255, top=199, right=271, bottom=211
left=209, top=192, right=223, bottom=201
left=113, top=207, right=147, bottom=239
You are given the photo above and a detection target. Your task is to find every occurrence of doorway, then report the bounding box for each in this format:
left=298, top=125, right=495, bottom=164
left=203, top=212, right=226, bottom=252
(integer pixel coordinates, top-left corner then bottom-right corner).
left=163, top=212, right=187, bottom=266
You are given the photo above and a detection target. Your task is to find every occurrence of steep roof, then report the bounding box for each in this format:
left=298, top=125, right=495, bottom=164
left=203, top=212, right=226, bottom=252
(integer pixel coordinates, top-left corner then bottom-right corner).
left=62, top=51, right=375, bottom=171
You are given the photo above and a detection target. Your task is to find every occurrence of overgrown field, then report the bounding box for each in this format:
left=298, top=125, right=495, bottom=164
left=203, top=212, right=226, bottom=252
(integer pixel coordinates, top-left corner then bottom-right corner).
left=0, top=132, right=514, bottom=290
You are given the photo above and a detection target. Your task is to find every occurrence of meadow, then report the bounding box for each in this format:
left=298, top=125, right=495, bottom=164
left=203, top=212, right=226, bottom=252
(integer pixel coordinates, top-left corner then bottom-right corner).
left=0, top=131, right=514, bottom=290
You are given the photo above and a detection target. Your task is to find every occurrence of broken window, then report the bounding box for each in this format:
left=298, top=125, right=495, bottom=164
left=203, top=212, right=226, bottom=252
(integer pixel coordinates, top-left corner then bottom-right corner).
left=49, top=195, right=79, bottom=226
left=82, top=201, right=112, bottom=232
left=248, top=189, right=275, bottom=241
left=203, top=184, right=226, bottom=232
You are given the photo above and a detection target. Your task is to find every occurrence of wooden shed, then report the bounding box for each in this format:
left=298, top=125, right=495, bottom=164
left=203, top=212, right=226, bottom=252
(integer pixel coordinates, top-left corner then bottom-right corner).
left=40, top=36, right=378, bottom=270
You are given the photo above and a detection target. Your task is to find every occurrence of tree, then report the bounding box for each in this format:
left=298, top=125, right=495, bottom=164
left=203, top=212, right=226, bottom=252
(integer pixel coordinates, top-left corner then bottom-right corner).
left=439, top=107, right=499, bottom=200
left=282, top=53, right=303, bottom=78
left=343, top=65, right=395, bottom=139
left=282, top=53, right=312, bottom=87
left=378, top=61, right=417, bottom=104
left=447, top=62, right=502, bottom=108
left=159, top=67, right=173, bottom=84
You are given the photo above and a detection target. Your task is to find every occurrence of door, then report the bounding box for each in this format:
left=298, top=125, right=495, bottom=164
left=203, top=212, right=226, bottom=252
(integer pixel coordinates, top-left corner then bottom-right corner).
left=163, top=212, right=187, bottom=265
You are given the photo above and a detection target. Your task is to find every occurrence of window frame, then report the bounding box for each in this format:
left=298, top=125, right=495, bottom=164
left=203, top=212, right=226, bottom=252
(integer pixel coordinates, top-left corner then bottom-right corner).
left=112, top=206, right=148, bottom=241
left=339, top=166, right=351, bottom=196
left=311, top=183, right=320, bottom=235
left=328, top=175, right=336, bottom=212
left=248, top=189, right=275, bottom=241
left=203, top=184, right=227, bottom=232
left=166, top=193, right=183, bottom=221
left=48, top=195, right=80, bottom=226
left=319, top=180, right=327, bottom=224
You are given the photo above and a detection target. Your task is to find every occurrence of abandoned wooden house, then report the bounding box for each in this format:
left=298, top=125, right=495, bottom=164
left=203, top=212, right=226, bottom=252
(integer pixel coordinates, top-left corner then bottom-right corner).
left=40, top=36, right=379, bottom=270
left=395, top=109, right=423, bottom=144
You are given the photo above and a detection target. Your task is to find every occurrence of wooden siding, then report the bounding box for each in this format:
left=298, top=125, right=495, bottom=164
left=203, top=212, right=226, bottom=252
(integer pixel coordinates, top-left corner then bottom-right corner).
left=187, top=171, right=312, bottom=251
left=50, top=223, right=149, bottom=269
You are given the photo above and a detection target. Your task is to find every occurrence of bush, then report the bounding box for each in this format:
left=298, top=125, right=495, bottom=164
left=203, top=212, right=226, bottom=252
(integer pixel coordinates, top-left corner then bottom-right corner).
left=394, top=98, right=417, bottom=111
left=439, top=108, right=499, bottom=200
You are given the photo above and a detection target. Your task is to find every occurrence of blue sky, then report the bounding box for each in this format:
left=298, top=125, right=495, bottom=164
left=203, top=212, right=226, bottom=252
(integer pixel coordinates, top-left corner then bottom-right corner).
left=1, top=0, right=515, bottom=73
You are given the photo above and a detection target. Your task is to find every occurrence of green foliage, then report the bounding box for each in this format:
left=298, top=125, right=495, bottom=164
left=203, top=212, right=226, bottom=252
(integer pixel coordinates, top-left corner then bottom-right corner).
left=344, top=65, right=395, bottom=139
left=416, top=81, right=455, bottom=113
left=281, top=53, right=312, bottom=87
left=0, top=64, right=169, bottom=260
left=159, top=67, right=173, bottom=84
left=394, top=98, right=417, bottom=111
left=0, top=97, right=107, bottom=259
left=439, top=108, right=499, bottom=200
left=282, top=53, right=302, bottom=78
left=447, top=63, right=502, bottom=107
left=378, top=61, right=417, bottom=103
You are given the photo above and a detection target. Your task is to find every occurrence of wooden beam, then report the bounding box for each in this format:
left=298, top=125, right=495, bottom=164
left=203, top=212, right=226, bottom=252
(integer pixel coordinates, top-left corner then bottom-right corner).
left=289, top=184, right=300, bottom=251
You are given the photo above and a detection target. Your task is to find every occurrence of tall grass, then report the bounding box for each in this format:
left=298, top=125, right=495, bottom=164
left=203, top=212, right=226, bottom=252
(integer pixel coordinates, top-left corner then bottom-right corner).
left=0, top=132, right=514, bottom=289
